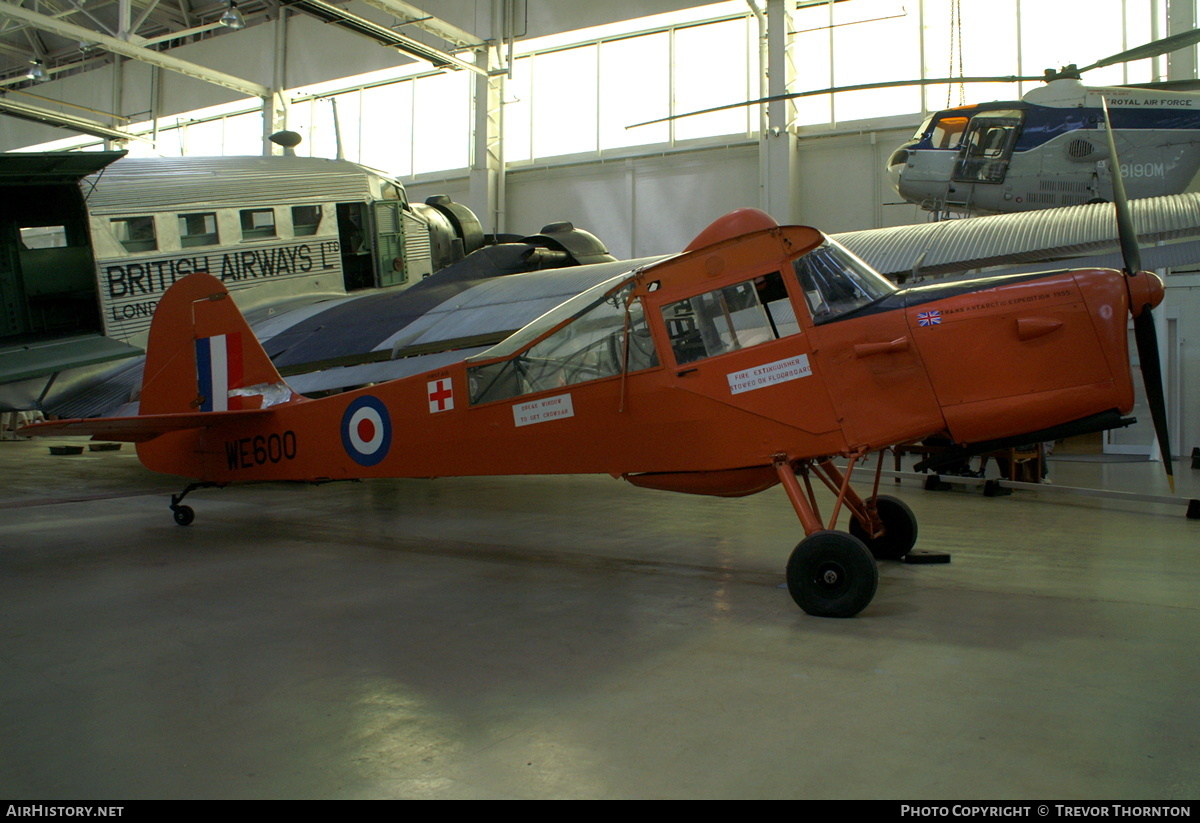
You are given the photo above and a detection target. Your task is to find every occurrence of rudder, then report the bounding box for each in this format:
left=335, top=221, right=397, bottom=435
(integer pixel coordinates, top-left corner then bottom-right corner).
left=139, top=272, right=296, bottom=415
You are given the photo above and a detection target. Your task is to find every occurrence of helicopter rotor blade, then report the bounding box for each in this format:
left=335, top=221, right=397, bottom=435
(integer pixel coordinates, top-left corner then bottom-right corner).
left=1079, top=28, right=1200, bottom=73
left=626, top=75, right=1042, bottom=129
left=1099, top=97, right=1175, bottom=491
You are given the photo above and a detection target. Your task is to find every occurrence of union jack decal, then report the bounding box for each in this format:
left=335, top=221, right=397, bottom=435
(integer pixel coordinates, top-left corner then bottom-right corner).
left=917, top=310, right=942, bottom=327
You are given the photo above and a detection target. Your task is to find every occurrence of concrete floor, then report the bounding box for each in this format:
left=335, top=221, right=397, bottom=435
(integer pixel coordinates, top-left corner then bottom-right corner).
left=1, top=436, right=1198, bottom=799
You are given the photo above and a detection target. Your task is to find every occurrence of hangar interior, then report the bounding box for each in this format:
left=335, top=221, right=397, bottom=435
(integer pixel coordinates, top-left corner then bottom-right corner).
left=2, top=0, right=1199, bottom=800
left=1, top=0, right=1197, bottom=459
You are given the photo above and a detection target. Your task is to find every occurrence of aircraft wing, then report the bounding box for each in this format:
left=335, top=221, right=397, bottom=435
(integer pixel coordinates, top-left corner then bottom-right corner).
left=838, top=192, right=1200, bottom=279
left=21, top=408, right=275, bottom=442
left=41, top=250, right=665, bottom=417
left=265, top=254, right=666, bottom=395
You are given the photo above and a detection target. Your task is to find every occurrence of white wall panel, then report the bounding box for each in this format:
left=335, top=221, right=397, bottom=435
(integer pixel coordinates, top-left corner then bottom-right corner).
left=506, top=163, right=637, bottom=255
left=795, top=127, right=924, bottom=234
left=501, top=145, right=757, bottom=260
left=283, top=14, right=419, bottom=90
left=629, top=146, right=759, bottom=257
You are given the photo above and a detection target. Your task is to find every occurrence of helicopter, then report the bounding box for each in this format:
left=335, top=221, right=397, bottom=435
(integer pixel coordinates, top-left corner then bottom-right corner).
left=887, top=66, right=1200, bottom=215
left=886, top=27, right=1200, bottom=215
left=629, top=28, right=1200, bottom=217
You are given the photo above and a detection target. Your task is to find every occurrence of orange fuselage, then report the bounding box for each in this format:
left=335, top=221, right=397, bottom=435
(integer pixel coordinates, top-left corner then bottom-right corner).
left=134, top=227, right=1136, bottom=491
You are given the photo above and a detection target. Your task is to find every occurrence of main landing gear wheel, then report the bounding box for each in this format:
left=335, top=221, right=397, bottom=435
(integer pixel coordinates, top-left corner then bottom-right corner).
left=786, top=531, right=878, bottom=618
left=849, top=495, right=918, bottom=561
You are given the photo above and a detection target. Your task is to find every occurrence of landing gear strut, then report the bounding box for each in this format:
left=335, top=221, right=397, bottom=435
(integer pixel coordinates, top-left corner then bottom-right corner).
left=169, top=482, right=220, bottom=526
left=849, top=494, right=918, bottom=560
left=774, top=451, right=912, bottom=617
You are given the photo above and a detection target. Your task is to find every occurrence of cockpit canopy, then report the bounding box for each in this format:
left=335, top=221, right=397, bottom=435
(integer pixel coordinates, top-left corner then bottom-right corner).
left=466, top=271, right=655, bottom=405
left=465, top=235, right=895, bottom=405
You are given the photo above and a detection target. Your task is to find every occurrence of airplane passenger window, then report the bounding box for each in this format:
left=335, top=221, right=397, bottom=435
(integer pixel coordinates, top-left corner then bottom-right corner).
left=240, top=208, right=277, bottom=240
left=468, top=283, right=658, bottom=405
left=18, top=226, right=68, bottom=249
left=792, top=240, right=894, bottom=324
left=178, top=212, right=219, bottom=248
left=111, top=216, right=157, bottom=253
left=661, top=270, right=798, bottom=365
left=292, top=205, right=322, bottom=237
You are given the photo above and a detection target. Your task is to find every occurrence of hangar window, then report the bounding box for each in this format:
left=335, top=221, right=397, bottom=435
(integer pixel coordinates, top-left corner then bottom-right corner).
left=467, top=277, right=658, bottom=405
left=661, top=271, right=799, bottom=365
left=111, top=216, right=157, bottom=253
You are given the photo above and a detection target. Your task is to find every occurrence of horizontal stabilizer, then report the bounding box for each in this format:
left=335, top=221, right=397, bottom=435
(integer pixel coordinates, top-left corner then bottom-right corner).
left=20, top=408, right=274, bottom=443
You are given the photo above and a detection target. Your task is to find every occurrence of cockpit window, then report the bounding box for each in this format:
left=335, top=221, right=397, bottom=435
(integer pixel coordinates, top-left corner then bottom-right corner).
left=467, top=280, right=658, bottom=405
left=930, top=115, right=970, bottom=148
left=661, top=270, right=800, bottom=365
left=792, top=239, right=894, bottom=324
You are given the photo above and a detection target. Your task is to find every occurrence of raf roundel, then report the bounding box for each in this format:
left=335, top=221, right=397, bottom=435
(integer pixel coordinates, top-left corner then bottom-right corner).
left=340, top=395, right=392, bottom=467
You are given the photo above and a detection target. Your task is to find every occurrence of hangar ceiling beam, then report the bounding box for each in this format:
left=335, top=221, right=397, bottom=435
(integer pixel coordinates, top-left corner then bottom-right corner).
left=276, top=0, right=487, bottom=76
left=357, top=0, right=485, bottom=50
left=0, top=94, right=149, bottom=142
left=0, top=2, right=270, bottom=98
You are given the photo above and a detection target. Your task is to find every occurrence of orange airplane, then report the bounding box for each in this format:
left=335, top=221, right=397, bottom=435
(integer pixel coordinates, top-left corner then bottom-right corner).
left=22, top=192, right=1171, bottom=618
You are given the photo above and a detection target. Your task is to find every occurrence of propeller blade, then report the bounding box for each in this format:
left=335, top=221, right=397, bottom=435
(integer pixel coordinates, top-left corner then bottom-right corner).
left=1098, top=98, right=1142, bottom=274
left=1080, top=28, right=1200, bottom=72
left=626, top=75, right=1042, bottom=129
left=1134, top=312, right=1175, bottom=491
left=1099, top=97, right=1174, bottom=490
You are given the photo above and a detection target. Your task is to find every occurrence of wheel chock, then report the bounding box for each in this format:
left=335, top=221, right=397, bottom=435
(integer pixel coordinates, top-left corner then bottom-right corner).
left=983, top=479, right=1012, bottom=497
left=924, top=474, right=952, bottom=492
left=903, top=550, right=951, bottom=564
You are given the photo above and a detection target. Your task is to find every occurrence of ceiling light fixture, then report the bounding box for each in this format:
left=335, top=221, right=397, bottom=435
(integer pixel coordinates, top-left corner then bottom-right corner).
left=25, top=60, right=47, bottom=82
left=220, top=1, right=246, bottom=30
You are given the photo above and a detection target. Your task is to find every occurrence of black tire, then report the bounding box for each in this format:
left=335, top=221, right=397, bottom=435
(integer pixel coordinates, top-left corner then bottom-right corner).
left=173, top=505, right=195, bottom=527
left=849, top=495, right=918, bottom=561
left=786, top=531, right=878, bottom=618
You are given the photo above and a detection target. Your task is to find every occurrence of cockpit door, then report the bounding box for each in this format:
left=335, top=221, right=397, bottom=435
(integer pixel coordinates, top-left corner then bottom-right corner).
left=952, top=112, right=1023, bottom=184
left=792, top=245, right=944, bottom=448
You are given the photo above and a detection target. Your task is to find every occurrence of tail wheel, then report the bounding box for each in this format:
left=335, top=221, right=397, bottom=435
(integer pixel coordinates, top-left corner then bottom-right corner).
left=786, top=531, right=878, bottom=618
left=849, top=495, right=918, bottom=560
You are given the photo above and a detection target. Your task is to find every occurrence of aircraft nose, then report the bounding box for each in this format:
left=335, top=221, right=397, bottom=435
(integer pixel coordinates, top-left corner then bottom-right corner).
left=885, top=149, right=907, bottom=193
left=1127, top=270, right=1165, bottom=318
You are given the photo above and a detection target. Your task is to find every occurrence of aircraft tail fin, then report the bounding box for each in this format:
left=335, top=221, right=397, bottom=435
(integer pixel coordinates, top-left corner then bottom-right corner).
left=139, top=272, right=299, bottom=416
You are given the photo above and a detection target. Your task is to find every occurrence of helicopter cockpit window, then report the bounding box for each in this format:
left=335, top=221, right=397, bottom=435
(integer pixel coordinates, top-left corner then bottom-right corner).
left=792, top=239, right=895, bottom=325
left=930, top=115, right=970, bottom=148
left=467, top=279, right=659, bottom=405
left=661, top=271, right=800, bottom=365
left=953, top=110, right=1024, bottom=183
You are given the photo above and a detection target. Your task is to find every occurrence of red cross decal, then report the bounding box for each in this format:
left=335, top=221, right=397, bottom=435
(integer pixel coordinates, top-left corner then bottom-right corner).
left=427, top=378, right=454, bottom=413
